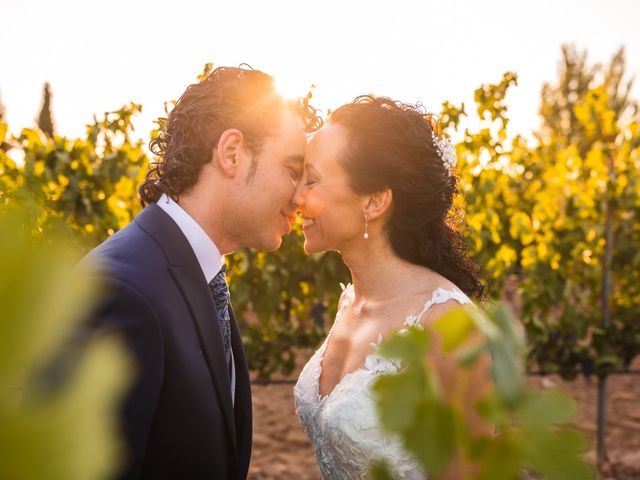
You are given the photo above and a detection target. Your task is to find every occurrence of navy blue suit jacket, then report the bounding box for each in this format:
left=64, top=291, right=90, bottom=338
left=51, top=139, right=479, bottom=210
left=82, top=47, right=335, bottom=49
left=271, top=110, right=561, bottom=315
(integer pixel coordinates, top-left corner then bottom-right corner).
left=84, top=203, right=252, bottom=479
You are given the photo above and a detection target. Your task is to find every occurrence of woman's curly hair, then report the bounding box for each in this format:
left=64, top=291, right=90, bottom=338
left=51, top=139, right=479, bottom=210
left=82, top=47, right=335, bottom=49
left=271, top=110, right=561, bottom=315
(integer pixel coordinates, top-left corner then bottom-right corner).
left=329, top=96, right=488, bottom=300
left=139, top=66, right=322, bottom=206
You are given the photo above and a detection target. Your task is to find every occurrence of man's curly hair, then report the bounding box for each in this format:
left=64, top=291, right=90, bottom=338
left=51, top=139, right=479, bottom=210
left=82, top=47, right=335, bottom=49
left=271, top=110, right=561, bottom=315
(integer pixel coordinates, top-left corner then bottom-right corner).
left=139, top=66, right=322, bottom=206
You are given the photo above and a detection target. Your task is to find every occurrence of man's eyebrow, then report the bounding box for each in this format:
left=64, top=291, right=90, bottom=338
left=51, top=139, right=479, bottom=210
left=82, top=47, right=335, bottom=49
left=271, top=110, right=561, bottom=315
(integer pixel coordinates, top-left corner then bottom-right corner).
left=284, top=154, right=304, bottom=167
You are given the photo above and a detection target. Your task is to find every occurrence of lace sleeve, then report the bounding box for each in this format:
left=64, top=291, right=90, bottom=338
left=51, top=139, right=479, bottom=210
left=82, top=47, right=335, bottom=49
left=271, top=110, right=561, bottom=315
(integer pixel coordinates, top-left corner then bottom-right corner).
left=335, top=282, right=354, bottom=321
left=406, top=288, right=473, bottom=327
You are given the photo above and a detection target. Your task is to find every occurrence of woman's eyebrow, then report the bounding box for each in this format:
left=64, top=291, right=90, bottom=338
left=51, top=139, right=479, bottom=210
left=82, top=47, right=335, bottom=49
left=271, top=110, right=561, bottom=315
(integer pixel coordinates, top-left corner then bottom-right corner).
left=305, top=164, right=320, bottom=176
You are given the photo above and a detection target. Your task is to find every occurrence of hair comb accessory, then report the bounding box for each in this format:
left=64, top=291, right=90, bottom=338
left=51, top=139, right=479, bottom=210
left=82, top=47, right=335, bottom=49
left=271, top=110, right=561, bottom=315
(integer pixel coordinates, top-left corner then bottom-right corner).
left=431, top=130, right=457, bottom=173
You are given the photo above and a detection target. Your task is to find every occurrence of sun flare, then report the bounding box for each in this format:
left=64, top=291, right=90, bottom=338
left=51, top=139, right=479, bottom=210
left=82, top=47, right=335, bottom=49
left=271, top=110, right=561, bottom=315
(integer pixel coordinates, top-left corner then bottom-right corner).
left=274, top=75, right=313, bottom=102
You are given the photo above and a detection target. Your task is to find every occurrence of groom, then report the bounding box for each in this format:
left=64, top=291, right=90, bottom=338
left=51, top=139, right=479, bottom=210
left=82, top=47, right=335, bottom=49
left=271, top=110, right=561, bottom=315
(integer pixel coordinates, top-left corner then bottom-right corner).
left=84, top=67, right=317, bottom=479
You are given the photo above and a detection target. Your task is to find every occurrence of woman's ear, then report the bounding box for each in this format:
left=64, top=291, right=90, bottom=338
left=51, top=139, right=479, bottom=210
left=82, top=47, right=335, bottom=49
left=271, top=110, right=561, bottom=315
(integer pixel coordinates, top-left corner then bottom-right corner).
left=213, top=128, right=244, bottom=177
left=364, top=188, right=393, bottom=221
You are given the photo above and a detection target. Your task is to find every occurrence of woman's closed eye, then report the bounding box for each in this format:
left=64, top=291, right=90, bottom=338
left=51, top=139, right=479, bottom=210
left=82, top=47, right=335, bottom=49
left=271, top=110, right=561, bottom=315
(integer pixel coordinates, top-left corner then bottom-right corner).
left=303, top=164, right=320, bottom=188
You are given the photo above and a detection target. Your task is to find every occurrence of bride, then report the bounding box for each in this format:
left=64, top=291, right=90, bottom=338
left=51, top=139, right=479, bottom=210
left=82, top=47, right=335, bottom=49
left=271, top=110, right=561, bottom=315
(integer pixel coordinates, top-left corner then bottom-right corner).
left=293, top=96, right=491, bottom=479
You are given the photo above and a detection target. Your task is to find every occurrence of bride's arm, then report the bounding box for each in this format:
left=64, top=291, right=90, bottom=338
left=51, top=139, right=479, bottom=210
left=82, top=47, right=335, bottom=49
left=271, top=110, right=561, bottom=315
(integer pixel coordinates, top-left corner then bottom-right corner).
left=421, top=300, right=493, bottom=480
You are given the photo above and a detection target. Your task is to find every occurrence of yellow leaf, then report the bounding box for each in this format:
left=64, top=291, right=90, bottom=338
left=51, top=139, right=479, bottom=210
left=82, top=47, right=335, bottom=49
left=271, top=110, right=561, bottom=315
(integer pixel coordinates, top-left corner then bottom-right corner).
left=35, top=161, right=45, bottom=177
left=496, top=245, right=517, bottom=267
left=538, top=242, right=549, bottom=260
left=434, top=307, right=475, bottom=352
left=521, top=246, right=537, bottom=269
left=58, top=174, right=70, bottom=187
left=0, top=122, right=7, bottom=144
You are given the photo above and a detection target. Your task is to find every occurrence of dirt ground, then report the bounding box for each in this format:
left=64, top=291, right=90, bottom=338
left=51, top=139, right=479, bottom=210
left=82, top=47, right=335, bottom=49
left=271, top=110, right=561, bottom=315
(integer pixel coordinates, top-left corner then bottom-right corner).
left=248, top=354, right=640, bottom=480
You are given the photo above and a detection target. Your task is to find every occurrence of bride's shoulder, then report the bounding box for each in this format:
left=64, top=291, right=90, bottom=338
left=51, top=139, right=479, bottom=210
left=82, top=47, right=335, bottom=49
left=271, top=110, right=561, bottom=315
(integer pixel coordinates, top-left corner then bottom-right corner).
left=409, top=281, right=473, bottom=328
left=412, top=269, right=471, bottom=305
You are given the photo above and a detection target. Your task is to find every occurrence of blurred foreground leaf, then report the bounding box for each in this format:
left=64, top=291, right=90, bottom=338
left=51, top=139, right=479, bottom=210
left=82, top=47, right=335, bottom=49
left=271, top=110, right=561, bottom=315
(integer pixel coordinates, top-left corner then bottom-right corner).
left=370, top=305, right=593, bottom=480
left=0, top=207, right=131, bottom=480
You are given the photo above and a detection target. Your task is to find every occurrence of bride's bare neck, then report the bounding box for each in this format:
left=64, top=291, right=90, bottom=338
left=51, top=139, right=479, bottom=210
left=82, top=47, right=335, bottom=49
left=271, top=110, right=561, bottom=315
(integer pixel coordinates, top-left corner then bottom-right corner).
left=340, top=238, right=437, bottom=305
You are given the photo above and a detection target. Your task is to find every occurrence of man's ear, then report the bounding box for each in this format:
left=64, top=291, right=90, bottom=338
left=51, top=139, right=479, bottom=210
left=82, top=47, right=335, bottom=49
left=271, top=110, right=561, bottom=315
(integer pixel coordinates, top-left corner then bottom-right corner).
left=364, top=188, right=393, bottom=221
left=213, top=128, right=244, bottom=177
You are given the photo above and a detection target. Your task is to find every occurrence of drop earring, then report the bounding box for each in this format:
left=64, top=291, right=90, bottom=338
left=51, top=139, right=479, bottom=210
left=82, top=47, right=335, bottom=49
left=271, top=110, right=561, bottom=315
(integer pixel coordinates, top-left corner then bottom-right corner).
left=363, top=213, right=369, bottom=240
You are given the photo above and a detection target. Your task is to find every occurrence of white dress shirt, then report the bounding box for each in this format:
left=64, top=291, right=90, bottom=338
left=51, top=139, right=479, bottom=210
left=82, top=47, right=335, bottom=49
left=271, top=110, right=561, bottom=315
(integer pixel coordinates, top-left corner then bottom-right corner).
left=157, top=194, right=236, bottom=404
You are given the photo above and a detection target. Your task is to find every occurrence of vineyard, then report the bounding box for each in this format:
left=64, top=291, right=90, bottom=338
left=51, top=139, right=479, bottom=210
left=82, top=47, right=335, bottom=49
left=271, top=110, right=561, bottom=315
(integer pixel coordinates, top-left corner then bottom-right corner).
left=1, top=45, right=639, bottom=477
left=2, top=46, right=637, bottom=379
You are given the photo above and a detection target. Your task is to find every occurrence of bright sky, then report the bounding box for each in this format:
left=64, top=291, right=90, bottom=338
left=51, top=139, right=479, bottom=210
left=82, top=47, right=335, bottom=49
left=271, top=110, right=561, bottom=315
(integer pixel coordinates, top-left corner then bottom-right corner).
left=2, top=0, right=639, bottom=144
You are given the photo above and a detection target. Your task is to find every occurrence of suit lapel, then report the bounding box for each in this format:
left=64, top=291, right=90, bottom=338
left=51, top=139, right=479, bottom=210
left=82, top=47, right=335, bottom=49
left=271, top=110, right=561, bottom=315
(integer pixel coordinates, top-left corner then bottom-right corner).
left=169, top=266, right=237, bottom=447
left=135, top=204, right=238, bottom=458
left=229, top=307, right=251, bottom=454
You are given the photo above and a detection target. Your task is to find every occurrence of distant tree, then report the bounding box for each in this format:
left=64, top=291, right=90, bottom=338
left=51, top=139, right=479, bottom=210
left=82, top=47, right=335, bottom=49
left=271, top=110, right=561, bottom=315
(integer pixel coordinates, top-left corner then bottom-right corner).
left=444, top=44, right=640, bottom=379
left=538, top=45, right=638, bottom=155
left=37, top=82, right=56, bottom=138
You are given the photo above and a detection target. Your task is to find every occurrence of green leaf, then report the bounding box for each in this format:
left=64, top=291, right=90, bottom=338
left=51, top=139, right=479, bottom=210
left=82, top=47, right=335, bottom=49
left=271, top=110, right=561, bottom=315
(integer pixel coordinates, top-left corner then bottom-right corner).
left=481, top=306, right=526, bottom=405
left=372, top=369, right=425, bottom=432
left=471, top=436, right=521, bottom=480
left=377, top=327, right=430, bottom=365
left=0, top=208, right=132, bottom=480
left=521, top=428, right=593, bottom=480
left=433, top=307, right=476, bottom=352
left=403, top=400, right=458, bottom=475
left=457, top=341, right=487, bottom=368
left=474, top=392, right=508, bottom=426
left=517, top=389, right=578, bottom=428
left=367, top=459, right=396, bottom=480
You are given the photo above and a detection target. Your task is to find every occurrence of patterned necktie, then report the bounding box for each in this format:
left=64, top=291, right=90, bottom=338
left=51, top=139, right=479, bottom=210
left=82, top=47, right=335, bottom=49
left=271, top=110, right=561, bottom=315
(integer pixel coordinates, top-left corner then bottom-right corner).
left=208, top=265, right=232, bottom=370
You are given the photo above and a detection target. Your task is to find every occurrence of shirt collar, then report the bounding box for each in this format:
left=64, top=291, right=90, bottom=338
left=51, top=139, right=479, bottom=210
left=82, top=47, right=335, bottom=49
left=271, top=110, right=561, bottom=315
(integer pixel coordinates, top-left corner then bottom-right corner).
left=156, top=194, right=224, bottom=283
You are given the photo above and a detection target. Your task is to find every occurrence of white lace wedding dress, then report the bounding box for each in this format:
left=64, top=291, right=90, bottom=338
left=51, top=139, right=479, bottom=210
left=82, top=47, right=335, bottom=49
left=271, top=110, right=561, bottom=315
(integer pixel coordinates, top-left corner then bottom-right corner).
left=294, top=284, right=472, bottom=480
